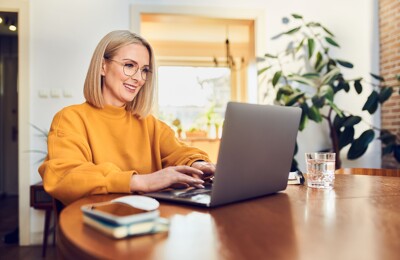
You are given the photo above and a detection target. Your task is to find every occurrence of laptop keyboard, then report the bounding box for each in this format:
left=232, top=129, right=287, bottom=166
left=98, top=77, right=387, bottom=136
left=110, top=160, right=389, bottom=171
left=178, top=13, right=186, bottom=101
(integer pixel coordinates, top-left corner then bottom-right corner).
left=175, top=188, right=211, bottom=198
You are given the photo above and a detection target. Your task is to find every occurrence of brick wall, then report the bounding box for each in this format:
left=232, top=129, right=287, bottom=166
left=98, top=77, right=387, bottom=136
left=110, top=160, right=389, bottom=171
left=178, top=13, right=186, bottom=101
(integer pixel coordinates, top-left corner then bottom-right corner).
left=379, top=0, right=400, bottom=168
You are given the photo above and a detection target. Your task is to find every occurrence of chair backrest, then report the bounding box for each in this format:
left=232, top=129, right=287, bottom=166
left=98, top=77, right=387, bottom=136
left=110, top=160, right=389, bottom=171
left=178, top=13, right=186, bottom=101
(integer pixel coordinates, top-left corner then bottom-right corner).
left=336, top=168, right=400, bottom=177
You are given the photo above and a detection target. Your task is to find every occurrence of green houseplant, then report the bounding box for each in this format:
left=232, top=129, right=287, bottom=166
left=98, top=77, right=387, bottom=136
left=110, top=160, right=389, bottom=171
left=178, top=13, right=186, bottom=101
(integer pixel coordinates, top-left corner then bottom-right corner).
left=258, top=14, right=400, bottom=169
left=28, top=123, right=48, bottom=164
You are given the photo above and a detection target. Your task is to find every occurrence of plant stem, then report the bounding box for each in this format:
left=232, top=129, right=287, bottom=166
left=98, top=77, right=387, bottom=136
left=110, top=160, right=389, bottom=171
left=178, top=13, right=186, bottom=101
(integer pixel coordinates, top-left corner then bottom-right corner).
left=327, top=107, right=341, bottom=169
left=302, top=19, right=331, bottom=59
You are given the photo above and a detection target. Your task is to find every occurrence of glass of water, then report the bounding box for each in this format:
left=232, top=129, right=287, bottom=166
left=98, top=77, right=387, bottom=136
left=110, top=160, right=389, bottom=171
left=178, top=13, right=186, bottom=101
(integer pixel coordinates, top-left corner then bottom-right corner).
left=305, top=152, right=336, bottom=189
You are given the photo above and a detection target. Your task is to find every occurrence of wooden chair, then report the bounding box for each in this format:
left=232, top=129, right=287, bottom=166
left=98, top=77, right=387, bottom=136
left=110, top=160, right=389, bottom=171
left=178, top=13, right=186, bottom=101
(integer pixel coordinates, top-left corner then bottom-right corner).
left=30, top=182, right=54, bottom=257
left=52, top=198, right=64, bottom=244
left=30, top=182, right=65, bottom=257
left=336, top=168, right=400, bottom=177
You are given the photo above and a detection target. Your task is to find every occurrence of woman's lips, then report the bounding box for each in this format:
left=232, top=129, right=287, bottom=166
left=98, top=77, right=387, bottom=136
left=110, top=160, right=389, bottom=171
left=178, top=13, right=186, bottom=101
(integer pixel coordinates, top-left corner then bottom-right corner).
left=124, top=83, right=137, bottom=92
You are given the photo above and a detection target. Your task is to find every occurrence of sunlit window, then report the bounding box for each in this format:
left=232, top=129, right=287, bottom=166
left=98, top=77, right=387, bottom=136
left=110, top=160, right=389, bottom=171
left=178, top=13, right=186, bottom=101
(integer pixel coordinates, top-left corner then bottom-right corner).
left=157, top=66, right=231, bottom=139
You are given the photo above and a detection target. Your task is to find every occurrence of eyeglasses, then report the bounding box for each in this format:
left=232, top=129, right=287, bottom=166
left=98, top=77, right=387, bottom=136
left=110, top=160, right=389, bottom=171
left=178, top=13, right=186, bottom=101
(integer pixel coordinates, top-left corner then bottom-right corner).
left=106, top=58, right=151, bottom=81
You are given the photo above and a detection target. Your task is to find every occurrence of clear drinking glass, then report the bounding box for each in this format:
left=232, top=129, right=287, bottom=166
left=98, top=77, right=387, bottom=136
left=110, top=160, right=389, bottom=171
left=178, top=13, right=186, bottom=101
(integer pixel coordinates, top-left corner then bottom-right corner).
left=305, top=152, right=336, bottom=189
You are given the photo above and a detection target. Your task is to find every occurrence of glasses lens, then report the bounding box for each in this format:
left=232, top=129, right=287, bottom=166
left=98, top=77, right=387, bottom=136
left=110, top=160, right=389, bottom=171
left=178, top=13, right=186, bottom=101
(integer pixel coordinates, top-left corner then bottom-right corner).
left=123, top=63, right=139, bottom=77
left=141, top=69, right=150, bottom=81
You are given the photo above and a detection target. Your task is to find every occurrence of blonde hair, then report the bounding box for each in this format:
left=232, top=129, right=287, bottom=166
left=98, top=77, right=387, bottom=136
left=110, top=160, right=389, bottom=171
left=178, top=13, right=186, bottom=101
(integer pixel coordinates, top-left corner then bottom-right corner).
left=83, top=30, right=156, bottom=118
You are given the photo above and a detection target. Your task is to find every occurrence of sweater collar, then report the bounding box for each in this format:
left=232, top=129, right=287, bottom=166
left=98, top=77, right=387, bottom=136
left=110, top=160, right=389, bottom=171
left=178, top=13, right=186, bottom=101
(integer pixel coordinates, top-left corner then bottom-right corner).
left=96, top=104, right=128, bottom=119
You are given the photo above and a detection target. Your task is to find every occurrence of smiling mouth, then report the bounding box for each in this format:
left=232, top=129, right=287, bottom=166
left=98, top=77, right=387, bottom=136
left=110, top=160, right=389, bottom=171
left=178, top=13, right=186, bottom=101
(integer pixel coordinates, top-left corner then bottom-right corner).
left=124, top=83, right=137, bottom=93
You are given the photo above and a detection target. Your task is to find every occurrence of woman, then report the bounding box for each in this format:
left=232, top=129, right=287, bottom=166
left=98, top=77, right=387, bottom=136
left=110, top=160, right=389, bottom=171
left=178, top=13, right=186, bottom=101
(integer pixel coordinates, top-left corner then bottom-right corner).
left=39, top=30, right=215, bottom=205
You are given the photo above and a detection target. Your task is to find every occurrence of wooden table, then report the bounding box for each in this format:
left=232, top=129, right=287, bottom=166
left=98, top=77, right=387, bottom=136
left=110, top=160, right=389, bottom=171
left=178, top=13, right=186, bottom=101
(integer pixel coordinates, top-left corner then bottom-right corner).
left=57, top=174, right=400, bottom=260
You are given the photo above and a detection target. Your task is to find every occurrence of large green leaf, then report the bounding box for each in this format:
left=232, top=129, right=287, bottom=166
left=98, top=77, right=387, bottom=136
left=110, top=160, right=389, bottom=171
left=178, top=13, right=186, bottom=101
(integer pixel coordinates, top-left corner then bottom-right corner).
left=347, top=129, right=375, bottom=159
left=321, top=67, right=340, bottom=85
left=333, top=114, right=346, bottom=136
left=370, top=73, right=385, bottom=82
left=271, top=32, right=284, bottom=40
left=299, top=104, right=309, bottom=131
left=292, top=14, right=303, bottom=19
left=285, top=92, right=305, bottom=106
left=276, top=85, right=293, bottom=101
left=307, top=38, right=315, bottom=58
left=265, top=53, right=278, bottom=59
left=272, top=71, right=282, bottom=86
left=354, top=79, right=363, bottom=94
left=284, top=26, right=301, bottom=35
left=382, top=143, right=394, bottom=155
left=300, top=102, right=309, bottom=115
left=320, top=85, right=334, bottom=101
left=343, top=82, right=350, bottom=92
left=338, top=126, right=354, bottom=150
left=308, top=105, right=322, bottom=122
left=394, top=145, right=400, bottom=162
left=333, top=114, right=346, bottom=132
left=325, top=37, right=340, bottom=47
left=288, top=74, right=316, bottom=87
left=316, top=60, right=327, bottom=73
left=334, top=74, right=350, bottom=93
left=312, top=95, right=325, bottom=108
left=257, top=66, right=272, bottom=76
left=362, top=91, right=379, bottom=114
left=379, top=87, right=393, bottom=103
left=314, top=51, right=323, bottom=70
left=327, top=99, right=343, bottom=117
left=334, top=75, right=348, bottom=93
left=295, top=38, right=305, bottom=53
left=379, top=129, right=396, bottom=145
left=306, top=22, right=321, bottom=27
left=322, top=26, right=334, bottom=37
left=336, top=59, right=354, bottom=68
left=343, top=116, right=361, bottom=127
left=302, top=73, right=320, bottom=79
left=279, top=85, right=294, bottom=95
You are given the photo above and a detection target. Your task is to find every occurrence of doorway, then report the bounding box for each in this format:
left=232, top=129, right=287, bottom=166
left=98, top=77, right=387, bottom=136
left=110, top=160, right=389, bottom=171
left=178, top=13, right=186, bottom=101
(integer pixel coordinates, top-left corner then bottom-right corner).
left=0, top=11, right=18, bottom=197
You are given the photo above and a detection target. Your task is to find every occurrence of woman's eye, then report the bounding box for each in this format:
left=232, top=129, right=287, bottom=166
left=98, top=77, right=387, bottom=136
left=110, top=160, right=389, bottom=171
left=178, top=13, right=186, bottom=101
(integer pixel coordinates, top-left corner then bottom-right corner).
left=124, top=63, right=135, bottom=69
left=142, top=68, right=150, bottom=73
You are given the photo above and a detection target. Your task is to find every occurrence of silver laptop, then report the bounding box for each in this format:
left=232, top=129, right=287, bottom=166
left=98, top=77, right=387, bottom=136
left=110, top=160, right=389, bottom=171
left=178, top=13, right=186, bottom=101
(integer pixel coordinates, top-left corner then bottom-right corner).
left=145, top=102, right=301, bottom=207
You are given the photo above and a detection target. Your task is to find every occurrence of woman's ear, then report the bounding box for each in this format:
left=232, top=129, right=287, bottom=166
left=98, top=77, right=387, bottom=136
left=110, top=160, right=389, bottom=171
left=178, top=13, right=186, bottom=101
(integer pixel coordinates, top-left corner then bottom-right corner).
left=101, top=59, right=106, bottom=76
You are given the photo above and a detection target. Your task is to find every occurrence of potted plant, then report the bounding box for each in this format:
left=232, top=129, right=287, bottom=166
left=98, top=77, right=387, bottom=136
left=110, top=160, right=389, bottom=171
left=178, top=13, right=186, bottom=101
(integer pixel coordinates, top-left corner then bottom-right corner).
left=28, top=123, right=48, bottom=164
left=258, top=14, right=400, bottom=169
left=172, top=118, right=183, bottom=139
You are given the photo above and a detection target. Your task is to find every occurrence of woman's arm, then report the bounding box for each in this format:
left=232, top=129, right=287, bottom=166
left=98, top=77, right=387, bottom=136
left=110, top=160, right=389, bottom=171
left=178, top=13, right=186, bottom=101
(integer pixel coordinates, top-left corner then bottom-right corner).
left=156, top=119, right=211, bottom=167
left=38, top=109, right=135, bottom=205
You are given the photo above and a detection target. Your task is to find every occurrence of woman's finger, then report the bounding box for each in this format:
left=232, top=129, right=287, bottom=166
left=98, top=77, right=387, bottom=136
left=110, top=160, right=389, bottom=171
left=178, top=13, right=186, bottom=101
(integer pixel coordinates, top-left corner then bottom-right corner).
left=169, top=182, right=190, bottom=189
left=191, top=162, right=216, bottom=177
left=174, top=165, right=204, bottom=176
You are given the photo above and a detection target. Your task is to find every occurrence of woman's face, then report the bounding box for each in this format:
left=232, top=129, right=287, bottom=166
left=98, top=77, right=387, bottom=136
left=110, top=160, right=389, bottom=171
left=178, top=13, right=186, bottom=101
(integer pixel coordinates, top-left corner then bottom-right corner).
left=101, top=43, right=150, bottom=107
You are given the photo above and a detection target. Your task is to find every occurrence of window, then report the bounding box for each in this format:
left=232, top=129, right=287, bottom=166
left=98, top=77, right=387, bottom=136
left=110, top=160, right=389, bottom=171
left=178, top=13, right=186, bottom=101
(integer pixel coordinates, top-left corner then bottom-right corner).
left=140, top=14, right=255, bottom=139
left=157, top=66, right=230, bottom=139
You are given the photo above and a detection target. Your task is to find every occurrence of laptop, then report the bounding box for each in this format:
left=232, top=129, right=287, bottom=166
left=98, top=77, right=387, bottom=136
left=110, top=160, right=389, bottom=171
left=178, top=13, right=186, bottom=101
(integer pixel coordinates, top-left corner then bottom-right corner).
left=145, top=102, right=301, bottom=207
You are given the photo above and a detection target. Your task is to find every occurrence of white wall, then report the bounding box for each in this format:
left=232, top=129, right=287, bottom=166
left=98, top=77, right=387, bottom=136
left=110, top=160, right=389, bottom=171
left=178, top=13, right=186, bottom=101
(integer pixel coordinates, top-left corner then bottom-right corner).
left=26, top=0, right=379, bottom=244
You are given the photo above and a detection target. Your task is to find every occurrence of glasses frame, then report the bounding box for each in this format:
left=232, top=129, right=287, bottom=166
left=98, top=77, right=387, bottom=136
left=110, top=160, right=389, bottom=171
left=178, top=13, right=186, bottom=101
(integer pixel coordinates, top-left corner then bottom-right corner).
left=106, top=58, right=150, bottom=81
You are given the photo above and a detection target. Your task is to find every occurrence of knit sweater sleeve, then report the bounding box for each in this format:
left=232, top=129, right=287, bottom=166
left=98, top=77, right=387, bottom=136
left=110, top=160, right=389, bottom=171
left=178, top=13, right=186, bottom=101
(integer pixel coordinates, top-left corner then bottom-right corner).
left=155, top=118, right=211, bottom=167
left=38, top=108, right=133, bottom=205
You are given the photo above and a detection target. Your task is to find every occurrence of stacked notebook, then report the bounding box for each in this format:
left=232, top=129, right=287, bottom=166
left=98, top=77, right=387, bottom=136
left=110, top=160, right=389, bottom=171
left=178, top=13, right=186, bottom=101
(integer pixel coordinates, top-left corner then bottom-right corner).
left=81, top=195, right=169, bottom=239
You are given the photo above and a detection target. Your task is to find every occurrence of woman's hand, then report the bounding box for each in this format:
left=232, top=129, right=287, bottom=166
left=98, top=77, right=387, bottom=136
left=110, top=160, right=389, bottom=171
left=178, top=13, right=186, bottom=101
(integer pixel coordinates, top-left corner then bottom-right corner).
left=191, top=161, right=216, bottom=183
left=129, top=166, right=205, bottom=193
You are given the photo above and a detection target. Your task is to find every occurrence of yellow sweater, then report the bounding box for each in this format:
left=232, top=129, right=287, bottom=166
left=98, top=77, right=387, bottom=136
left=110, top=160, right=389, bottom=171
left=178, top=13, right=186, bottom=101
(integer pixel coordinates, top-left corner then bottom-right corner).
left=38, top=102, right=210, bottom=205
